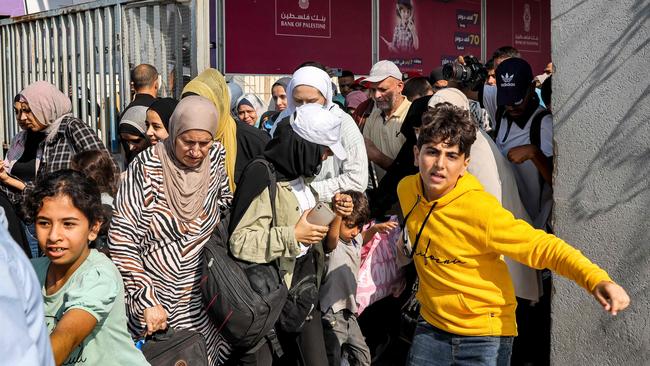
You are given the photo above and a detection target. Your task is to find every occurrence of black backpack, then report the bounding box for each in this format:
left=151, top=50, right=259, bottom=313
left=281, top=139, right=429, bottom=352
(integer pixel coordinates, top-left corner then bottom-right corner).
left=201, top=159, right=288, bottom=354
left=492, top=106, right=551, bottom=150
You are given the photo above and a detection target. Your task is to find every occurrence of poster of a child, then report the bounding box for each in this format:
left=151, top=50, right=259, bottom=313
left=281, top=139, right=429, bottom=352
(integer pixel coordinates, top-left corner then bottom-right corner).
left=381, top=0, right=419, bottom=53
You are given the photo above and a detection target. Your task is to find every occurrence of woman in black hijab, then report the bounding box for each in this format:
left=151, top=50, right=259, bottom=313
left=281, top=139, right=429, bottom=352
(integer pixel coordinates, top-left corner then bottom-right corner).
left=145, top=97, right=178, bottom=145
left=228, top=119, right=346, bottom=366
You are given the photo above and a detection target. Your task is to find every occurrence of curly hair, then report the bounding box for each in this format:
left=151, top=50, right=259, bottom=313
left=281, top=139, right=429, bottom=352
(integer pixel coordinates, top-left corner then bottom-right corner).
left=418, top=104, right=477, bottom=156
left=340, top=190, right=371, bottom=228
left=71, top=150, right=120, bottom=197
left=23, top=169, right=105, bottom=226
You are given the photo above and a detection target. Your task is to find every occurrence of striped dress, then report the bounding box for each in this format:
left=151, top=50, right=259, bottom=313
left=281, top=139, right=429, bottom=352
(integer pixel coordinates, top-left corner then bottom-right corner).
left=108, top=143, right=232, bottom=364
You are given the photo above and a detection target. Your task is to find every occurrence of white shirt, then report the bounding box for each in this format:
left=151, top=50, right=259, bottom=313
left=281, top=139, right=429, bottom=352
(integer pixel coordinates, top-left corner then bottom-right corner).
left=289, top=177, right=317, bottom=256
left=311, top=112, right=368, bottom=201
left=484, top=85, right=554, bottom=228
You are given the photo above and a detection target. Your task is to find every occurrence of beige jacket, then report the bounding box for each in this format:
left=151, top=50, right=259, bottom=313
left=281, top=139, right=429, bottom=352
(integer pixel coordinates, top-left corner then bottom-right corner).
left=229, top=181, right=324, bottom=287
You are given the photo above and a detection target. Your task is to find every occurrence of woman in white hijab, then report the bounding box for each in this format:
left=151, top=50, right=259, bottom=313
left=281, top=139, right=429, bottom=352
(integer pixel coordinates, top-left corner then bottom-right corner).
left=274, top=66, right=368, bottom=201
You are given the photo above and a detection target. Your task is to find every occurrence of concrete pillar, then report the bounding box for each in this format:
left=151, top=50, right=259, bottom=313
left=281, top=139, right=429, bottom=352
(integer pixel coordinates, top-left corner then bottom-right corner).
left=551, top=0, right=649, bottom=364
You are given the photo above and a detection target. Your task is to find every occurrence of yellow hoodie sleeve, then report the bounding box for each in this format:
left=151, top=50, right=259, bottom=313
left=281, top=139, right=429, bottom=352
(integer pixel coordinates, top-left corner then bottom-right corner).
left=485, top=204, right=612, bottom=293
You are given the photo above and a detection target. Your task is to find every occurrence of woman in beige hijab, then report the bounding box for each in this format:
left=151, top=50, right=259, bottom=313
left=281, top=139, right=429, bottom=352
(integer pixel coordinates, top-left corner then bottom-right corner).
left=109, top=95, right=232, bottom=365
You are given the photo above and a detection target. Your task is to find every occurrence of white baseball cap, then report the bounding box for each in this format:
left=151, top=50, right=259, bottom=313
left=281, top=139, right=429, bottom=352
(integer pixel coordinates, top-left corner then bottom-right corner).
left=290, top=103, right=347, bottom=160
left=362, top=60, right=403, bottom=84
left=427, top=88, right=470, bottom=111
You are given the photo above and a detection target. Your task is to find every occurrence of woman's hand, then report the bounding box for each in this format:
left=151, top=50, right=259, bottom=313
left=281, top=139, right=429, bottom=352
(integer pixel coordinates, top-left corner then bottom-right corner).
left=143, top=304, right=168, bottom=335
left=0, top=161, right=9, bottom=181
left=592, top=281, right=630, bottom=316
left=332, top=193, right=353, bottom=217
left=294, top=209, right=329, bottom=245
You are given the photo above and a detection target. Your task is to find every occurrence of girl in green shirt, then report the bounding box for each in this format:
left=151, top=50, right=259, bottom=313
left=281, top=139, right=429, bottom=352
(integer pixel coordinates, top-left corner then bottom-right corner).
left=26, top=169, right=149, bottom=366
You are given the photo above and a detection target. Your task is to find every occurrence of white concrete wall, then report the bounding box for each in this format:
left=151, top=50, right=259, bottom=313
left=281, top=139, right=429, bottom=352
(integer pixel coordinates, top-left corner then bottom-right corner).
left=551, top=0, right=649, bottom=364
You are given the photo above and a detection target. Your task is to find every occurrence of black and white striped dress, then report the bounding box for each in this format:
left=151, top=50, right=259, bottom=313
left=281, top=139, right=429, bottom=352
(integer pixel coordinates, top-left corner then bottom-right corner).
left=109, top=143, right=232, bottom=364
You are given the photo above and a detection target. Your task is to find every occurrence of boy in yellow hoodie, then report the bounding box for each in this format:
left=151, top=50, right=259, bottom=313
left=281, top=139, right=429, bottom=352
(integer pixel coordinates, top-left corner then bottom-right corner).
left=397, top=104, right=629, bottom=366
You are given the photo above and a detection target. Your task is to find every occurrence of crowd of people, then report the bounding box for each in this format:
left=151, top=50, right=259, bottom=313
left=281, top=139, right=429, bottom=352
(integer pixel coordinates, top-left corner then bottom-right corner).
left=0, top=45, right=630, bottom=366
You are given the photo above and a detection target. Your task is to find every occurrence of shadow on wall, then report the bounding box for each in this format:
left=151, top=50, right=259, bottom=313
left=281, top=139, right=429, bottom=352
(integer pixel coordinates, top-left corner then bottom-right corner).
left=555, top=0, right=650, bottom=220
left=555, top=0, right=650, bottom=357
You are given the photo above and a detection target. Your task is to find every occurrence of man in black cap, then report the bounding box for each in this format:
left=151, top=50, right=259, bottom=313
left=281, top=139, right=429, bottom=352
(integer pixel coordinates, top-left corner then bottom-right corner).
left=490, top=58, right=553, bottom=228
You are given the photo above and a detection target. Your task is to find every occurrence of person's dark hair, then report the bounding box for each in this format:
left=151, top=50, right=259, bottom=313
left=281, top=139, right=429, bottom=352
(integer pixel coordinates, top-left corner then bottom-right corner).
left=403, top=77, right=433, bottom=101
left=540, top=76, right=552, bottom=109
left=295, top=61, right=327, bottom=72
left=491, top=46, right=520, bottom=60
left=485, top=58, right=495, bottom=71
left=23, top=169, right=105, bottom=226
left=13, top=94, right=22, bottom=103
left=340, top=70, right=354, bottom=79
left=418, top=104, right=476, bottom=156
left=397, top=0, right=413, bottom=11
left=71, top=150, right=120, bottom=197
left=130, top=64, right=159, bottom=91
left=340, top=190, right=370, bottom=228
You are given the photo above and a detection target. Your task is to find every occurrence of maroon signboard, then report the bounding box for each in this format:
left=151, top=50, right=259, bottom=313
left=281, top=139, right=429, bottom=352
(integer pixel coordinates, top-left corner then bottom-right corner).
left=486, top=0, right=551, bottom=75
left=225, top=0, right=372, bottom=75
left=378, top=0, right=482, bottom=75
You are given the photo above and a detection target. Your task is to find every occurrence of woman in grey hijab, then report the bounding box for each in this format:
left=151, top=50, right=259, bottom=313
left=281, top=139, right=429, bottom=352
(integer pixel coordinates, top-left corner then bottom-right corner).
left=119, top=105, right=150, bottom=165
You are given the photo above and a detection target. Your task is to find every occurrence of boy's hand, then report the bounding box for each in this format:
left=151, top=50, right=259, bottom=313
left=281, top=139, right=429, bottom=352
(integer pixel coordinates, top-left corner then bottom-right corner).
left=592, top=281, right=630, bottom=316
left=332, top=193, right=353, bottom=217
left=373, top=220, right=398, bottom=233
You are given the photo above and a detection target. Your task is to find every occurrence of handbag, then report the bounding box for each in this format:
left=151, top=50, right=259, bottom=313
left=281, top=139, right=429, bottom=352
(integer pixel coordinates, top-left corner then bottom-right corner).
left=277, top=248, right=320, bottom=334
left=356, top=218, right=405, bottom=315
left=140, top=328, right=208, bottom=366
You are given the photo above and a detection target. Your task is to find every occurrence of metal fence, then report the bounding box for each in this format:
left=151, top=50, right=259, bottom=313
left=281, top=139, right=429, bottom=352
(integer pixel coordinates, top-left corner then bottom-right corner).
left=0, top=0, right=208, bottom=151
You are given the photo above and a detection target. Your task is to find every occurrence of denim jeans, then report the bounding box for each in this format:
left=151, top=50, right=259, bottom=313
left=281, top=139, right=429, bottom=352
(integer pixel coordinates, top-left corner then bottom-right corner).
left=407, top=317, right=513, bottom=366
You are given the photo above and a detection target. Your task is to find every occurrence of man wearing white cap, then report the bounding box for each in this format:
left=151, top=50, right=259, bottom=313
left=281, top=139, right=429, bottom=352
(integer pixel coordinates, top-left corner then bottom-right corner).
left=361, top=60, right=411, bottom=183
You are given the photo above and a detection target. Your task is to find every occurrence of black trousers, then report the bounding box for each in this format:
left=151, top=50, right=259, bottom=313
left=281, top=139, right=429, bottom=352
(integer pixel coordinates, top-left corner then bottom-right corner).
left=511, top=273, right=553, bottom=366
left=275, top=308, right=329, bottom=366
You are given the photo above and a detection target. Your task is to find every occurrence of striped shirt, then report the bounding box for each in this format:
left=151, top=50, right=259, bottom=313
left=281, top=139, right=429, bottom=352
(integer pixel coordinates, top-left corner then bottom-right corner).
left=108, top=144, right=232, bottom=365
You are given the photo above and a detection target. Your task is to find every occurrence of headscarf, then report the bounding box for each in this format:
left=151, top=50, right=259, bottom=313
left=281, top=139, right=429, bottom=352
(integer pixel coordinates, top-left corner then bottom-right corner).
left=263, top=119, right=324, bottom=182
left=235, top=93, right=267, bottom=128
left=182, top=69, right=237, bottom=191
left=401, top=94, right=432, bottom=144
left=156, top=95, right=219, bottom=222
left=268, top=77, right=292, bottom=111
left=119, top=106, right=149, bottom=164
left=119, top=105, right=148, bottom=136
left=227, top=81, right=243, bottom=112
left=19, top=81, right=72, bottom=140
left=345, top=90, right=369, bottom=110
left=285, top=66, right=334, bottom=114
left=271, top=66, right=339, bottom=136
left=147, top=97, right=178, bottom=130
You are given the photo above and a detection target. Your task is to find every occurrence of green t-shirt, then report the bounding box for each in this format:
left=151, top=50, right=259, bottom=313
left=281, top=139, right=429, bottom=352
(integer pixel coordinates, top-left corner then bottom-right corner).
left=32, top=250, right=150, bottom=366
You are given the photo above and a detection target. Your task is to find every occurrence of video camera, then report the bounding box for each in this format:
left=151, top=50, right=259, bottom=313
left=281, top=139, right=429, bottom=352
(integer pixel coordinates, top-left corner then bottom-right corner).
left=442, top=55, right=487, bottom=91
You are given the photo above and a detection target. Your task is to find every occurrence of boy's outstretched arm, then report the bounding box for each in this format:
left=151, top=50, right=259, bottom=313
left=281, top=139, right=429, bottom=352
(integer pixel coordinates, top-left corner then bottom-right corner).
left=592, top=281, right=630, bottom=316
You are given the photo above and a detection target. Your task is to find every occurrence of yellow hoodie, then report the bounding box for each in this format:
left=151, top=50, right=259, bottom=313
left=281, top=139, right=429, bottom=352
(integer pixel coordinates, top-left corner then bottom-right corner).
left=397, top=173, right=611, bottom=336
